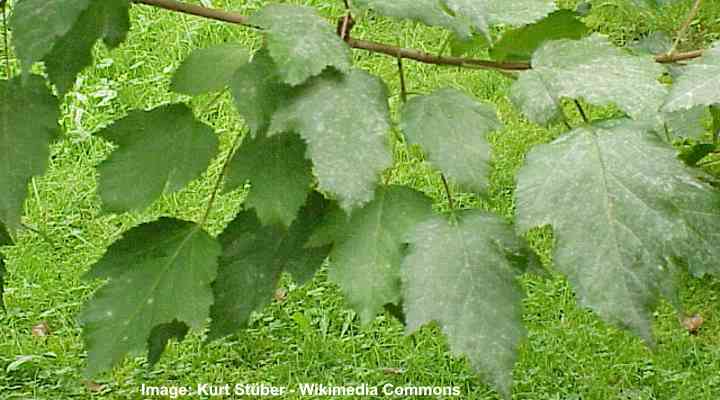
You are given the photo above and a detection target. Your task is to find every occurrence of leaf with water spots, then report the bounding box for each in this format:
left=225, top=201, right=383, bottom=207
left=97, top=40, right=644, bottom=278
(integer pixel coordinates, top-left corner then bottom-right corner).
left=323, top=185, right=433, bottom=324
left=269, top=70, right=393, bottom=211
left=663, top=43, right=720, bottom=112
left=97, top=104, right=219, bottom=213
left=249, top=4, right=351, bottom=86
left=12, top=0, right=130, bottom=94
left=80, top=218, right=220, bottom=376
left=511, top=34, right=667, bottom=124
left=171, top=44, right=249, bottom=95
left=209, top=192, right=333, bottom=340
left=224, top=132, right=313, bottom=228
left=0, top=76, right=60, bottom=230
left=402, top=211, right=532, bottom=399
left=516, top=119, right=720, bottom=342
left=401, top=88, right=501, bottom=193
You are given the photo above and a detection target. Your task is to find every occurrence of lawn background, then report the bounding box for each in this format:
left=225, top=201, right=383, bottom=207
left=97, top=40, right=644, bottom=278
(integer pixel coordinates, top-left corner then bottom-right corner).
left=2, top=0, right=720, bottom=398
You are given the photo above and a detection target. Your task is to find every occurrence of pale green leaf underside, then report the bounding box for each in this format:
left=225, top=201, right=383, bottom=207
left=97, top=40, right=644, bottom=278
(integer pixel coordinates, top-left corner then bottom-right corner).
left=326, top=186, right=433, bottom=325
left=516, top=119, right=720, bottom=341
left=250, top=4, right=352, bottom=86
left=353, top=0, right=554, bottom=38
left=352, top=0, right=471, bottom=38
left=171, top=44, right=249, bottom=95
left=97, top=104, right=219, bottom=213
left=269, top=70, right=393, bottom=211
left=225, top=132, right=313, bottom=228
left=0, top=76, right=60, bottom=230
left=509, top=69, right=562, bottom=126
left=444, top=0, right=556, bottom=38
left=663, top=43, right=720, bottom=112
left=230, top=49, right=291, bottom=135
left=81, top=218, right=220, bottom=376
left=401, top=88, right=500, bottom=193
left=403, top=211, right=529, bottom=398
left=13, top=0, right=130, bottom=95
left=512, top=34, right=667, bottom=123
left=209, top=193, right=332, bottom=340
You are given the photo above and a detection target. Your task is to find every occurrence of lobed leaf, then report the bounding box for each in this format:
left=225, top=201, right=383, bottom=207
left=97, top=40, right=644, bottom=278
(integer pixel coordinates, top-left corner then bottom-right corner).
left=147, top=320, right=189, bottom=366
left=230, top=49, right=291, bottom=135
left=324, top=186, right=433, bottom=325
left=225, top=132, right=313, bottom=228
left=511, top=34, right=667, bottom=125
left=403, top=211, right=531, bottom=398
left=443, top=0, right=556, bottom=38
left=490, top=10, right=589, bottom=62
left=516, top=119, right=720, bottom=341
left=352, top=0, right=471, bottom=38
left=663, top=43, right=720, bottom=112
left=400, top=88, right=501, bottom=193
left=353, top=0, right=554, bottom=39
left=80, top=218, right=220, bottom=376
left=0, top=76, right=60, bottom=230
left=12, top=0, right=130, bottom=95
left=269, top=70, right=393, bottom=212
left=97, top=104, right=219, bottom=213
left=249, top=4, right=352, bottom=86
left=209, top=192, right=332, bottom=340
left=171, top=44, right=249, bottom=95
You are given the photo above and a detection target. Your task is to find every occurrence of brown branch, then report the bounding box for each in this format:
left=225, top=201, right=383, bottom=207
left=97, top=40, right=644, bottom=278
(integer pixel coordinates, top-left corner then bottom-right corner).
left=132, top=0, right=705, bottom=72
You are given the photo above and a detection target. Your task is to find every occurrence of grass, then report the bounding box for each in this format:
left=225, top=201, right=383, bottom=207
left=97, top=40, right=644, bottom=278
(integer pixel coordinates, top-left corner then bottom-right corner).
left=2, top=0, right=720, bottom=399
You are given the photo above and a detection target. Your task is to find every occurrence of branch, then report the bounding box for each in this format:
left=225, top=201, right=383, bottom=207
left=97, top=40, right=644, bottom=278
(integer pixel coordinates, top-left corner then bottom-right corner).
left=669, top=0, right=702, bottom=55
left=132, top=0, right=705, bottom=72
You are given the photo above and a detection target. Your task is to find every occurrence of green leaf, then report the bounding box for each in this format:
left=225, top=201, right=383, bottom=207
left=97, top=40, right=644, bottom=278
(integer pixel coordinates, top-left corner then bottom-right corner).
left=249, top=4, right=352, bottom=86
left=230, top=49, right=291, bottom=135
left=97, top=104, right=219, bottom=213
left=225, top=132, right=313, bottom=228
left=490, top=10, right=589, bottom=62
left=171, top=44, right=249, bottom=95
left=400, top=88, right=501, bottom=193
left=443, top=0, right=556, bottom=37
left=509, top=70, right=562, bottom=126
left=629, top=32, right=672, bottom=56
left=0, top=223, right=12, bottom=309
left=80, top=218, right=220, bottom=376
left=147, top=320, right=189, bottom=366
left=663, top=43, right=720, bottom=112
left=269, top=70, right=393, bottom=211
left=12, top=0, right=130, bottom=95
left=448, top=33, right=489, bottom=57
left=661, top=106, right=709, bottom=140
left=209, top=192, right=332, bottom=340
left=679, top=143, right=717, bottom=167
left=511, top=34, right=667, bottom=124
left=352, top=0, right=471, bottom=38
left=516, top=119, right=720, bottom=341
left=324, top=186, right=432, bottom=325
left=0, top=76, right=60, bottom=230
left=711, top=105, right=720, bottom=134
left=402, top=211, right=530, bottom=398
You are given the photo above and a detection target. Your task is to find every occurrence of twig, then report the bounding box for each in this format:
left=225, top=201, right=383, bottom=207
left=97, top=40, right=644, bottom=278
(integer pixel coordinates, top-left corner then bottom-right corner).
left=440, top=174, right=454, bottom=210
left=669, top=0, right=702, bottom=55
left=132, top=0, right=706, bottom=71
left=574, top=100, right=589, bottom=124
left=397, top=57, right=407, bottom=104
left=199, top=132, right=242, bottom=228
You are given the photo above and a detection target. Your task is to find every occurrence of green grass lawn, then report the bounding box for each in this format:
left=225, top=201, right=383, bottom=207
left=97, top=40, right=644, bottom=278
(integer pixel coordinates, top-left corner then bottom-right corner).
left=2, top=0, right=720, bottom=399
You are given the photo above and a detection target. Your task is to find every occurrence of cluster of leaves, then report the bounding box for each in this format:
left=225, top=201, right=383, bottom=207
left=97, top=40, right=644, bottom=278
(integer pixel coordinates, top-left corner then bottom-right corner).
left=1, top=0, right=720, bottom=397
